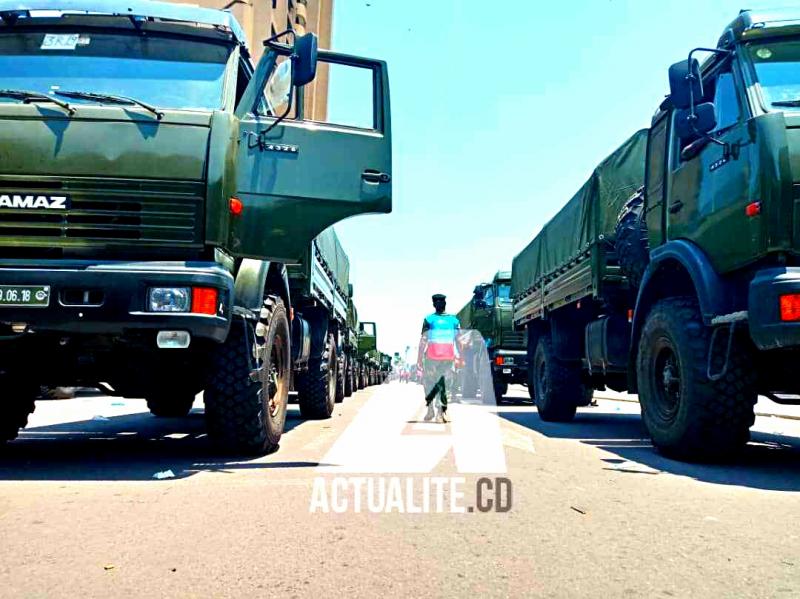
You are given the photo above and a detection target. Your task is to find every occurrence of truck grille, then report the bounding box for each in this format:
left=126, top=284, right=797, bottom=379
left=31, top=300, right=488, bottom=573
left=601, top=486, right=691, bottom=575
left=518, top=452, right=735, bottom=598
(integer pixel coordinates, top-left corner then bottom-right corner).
left=0, top=178, right=204, bottom=248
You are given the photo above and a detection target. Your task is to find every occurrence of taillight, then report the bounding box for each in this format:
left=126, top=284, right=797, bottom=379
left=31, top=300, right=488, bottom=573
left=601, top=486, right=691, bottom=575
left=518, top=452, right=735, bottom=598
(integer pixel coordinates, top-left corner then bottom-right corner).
left=495, top=356, right=505, bottom=366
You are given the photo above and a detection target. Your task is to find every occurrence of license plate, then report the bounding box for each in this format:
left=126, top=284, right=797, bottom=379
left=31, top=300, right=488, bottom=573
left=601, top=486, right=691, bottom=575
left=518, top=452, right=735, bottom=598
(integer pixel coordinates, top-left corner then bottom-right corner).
left=0, top=285, right=50, bottom=307
left=502, top=368, right=512, bottom=374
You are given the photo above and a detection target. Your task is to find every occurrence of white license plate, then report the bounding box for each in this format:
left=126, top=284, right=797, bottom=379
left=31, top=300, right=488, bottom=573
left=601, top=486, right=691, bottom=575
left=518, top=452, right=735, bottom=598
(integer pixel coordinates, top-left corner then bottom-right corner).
left=502, top=368, right=511, bottom=374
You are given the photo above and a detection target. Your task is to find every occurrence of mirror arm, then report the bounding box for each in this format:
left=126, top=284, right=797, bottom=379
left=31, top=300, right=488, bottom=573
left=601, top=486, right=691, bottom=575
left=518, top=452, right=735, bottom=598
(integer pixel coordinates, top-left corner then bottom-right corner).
left=264, top=29, right=296, bottom=52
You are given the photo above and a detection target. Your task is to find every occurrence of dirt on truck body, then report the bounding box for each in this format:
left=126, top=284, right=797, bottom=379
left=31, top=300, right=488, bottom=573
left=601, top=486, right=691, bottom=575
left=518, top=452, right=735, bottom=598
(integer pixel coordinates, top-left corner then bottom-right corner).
left=512, top=9, right=800, bottom=461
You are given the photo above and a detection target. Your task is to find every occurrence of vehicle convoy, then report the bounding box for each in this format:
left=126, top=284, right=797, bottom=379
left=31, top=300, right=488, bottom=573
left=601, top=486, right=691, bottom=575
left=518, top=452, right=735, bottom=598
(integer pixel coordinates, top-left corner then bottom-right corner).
left=287, top=227, right=352, bottom=418
left=457, top=271, right=527, bottom=400
left=0, top=0, right=392, bottom=454
left=512, top=9, right=800, bottom=460
left=356, top=321, right=382, bottom=387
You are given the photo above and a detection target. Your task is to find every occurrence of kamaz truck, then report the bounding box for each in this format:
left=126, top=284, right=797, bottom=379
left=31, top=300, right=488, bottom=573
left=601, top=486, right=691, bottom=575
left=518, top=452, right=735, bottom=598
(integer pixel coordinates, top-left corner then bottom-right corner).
left=512, top=9, right=800, bottom=461
left=457, top=271, right=527, bottom=400
left=0, top=1, right=392, bottom=454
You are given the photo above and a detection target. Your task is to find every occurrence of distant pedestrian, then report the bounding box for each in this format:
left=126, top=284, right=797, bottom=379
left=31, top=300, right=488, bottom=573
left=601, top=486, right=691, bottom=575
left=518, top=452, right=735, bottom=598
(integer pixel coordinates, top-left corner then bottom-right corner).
left=418, top=294, right=460, bottom=423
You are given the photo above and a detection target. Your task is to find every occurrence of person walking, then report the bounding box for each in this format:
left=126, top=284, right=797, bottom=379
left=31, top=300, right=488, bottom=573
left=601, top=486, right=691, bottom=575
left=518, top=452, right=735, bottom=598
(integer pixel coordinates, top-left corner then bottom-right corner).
left=418, top=293, right=460, bottom=423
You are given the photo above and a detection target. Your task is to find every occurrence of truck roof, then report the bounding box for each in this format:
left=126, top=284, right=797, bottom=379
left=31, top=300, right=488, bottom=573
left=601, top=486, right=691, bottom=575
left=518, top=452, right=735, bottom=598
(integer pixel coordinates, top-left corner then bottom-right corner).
left=719, top=9, right=800, bottom=47
left=0, top=0, right=247, bottom=48
left=494, top=270, right=512, bottom=282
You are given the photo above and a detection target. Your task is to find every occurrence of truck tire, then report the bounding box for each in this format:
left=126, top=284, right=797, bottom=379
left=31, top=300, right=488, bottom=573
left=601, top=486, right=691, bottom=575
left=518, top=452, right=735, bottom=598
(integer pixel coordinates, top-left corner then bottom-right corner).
left=532, top=337, right=583, bottom=422
left=615, top=188, right=649, bottom=290
left=335, top=355, right=345, bottom=403
left=205, top=296, right=290, bottom=455
left=344, top=359, right=354, bottom=397
left=493, top=378, right=508, bottom=401
left=0, top=380, right=37, bottom=443
left=637, top=297, right=757, bottom=461
left=297, top=333, right=337, bottom=419
left=146, top=393, right=195, bottom=418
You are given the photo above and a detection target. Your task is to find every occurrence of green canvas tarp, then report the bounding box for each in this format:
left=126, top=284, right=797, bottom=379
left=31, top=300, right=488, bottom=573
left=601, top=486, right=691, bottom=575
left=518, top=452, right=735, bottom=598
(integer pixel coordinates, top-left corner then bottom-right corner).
left=314, top=226, right=350, bottom=294
left=511, top=129, right=648, bottom=297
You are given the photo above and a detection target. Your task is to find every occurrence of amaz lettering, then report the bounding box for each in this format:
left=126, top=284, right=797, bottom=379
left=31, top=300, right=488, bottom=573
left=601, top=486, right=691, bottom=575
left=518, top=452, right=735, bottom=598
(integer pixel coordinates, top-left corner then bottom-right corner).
left=0, top=195, right=69, bottom=209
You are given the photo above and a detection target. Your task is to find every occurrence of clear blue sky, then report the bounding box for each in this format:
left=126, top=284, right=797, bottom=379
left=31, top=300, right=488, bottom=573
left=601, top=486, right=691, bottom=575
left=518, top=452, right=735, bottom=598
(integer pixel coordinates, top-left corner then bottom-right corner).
left=325, top=0, right=779, bottom=359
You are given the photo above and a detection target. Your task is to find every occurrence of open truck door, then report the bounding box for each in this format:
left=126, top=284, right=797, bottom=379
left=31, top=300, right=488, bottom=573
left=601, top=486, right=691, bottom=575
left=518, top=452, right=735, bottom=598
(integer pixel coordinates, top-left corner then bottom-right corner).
left=232, top=39, right=392, bottom=261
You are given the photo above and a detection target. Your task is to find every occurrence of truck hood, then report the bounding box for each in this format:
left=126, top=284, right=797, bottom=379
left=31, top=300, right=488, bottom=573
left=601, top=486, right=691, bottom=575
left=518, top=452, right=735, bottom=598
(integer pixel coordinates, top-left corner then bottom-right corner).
left=0, top=104, right=211, bottom=180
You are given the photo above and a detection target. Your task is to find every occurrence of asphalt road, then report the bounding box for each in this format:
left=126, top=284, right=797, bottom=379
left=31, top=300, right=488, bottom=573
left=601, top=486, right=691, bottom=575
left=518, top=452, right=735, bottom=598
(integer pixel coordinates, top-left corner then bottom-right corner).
left=1, top=383, right=800, bottom=597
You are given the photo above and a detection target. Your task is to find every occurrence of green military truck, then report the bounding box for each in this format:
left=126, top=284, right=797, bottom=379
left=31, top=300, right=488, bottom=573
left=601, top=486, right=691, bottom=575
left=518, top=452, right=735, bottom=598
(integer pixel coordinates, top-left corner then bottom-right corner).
left=512, top=9, right=800, bottom=460
left=287, top=227, right=352, bottom=418
left=0, top=1, right=392, bottom=454
left=343, top=284, right=360, bottom=396
left=457, top=271, right=527, bottom=400
left=356, top=321, right=381, bottom=387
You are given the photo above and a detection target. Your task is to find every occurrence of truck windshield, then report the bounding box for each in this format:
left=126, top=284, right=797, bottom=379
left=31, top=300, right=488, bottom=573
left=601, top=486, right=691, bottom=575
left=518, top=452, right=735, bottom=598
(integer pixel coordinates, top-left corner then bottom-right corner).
left=497, top=284, right=512, bottom=305
left=749, top=39, right=800, bottom=112
left=0, top=31, right=230, bottom=111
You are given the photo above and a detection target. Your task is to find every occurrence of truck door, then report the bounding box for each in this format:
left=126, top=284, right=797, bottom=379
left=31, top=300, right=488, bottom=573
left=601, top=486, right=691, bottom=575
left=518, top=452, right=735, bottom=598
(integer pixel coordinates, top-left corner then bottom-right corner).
left=667, top=56, right=756, bottom=273
left=232, top=48, right=392, bottom=262
left=472, top=285, right=495, bottom=344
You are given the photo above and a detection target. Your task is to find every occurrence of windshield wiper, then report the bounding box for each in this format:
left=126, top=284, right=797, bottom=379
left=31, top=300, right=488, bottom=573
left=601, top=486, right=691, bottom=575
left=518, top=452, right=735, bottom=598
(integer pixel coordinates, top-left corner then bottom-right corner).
left=0, top=89, right=74, bottom=115
left=53, top=90, right=164, bottom=120
left=772, top=99, right=800, bottom=107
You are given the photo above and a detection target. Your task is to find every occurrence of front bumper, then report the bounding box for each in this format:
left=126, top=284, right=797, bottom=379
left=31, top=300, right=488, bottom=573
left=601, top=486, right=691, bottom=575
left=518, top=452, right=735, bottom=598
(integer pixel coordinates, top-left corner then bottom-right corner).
left=491, top=349, right=528, bottom=381
left=749, top=267, right=800, bottom=350
left=0, top=260, right=234, bottom=343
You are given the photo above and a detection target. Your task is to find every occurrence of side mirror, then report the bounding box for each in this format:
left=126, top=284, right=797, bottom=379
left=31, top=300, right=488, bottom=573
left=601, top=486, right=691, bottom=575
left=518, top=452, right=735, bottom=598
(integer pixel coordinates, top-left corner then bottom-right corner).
left=668, top=58, right=702, bottom=110
left=292, top=33, right=318, bottom=87
left=675, top=102, right=717, bottom=141
left=348, top=283, right=354, bottom=298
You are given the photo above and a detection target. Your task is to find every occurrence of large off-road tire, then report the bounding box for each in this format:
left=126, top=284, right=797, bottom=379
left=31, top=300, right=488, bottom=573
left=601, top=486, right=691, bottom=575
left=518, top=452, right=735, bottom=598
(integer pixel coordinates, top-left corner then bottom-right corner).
left=637, top=297, right=757, bottom=461
left=615, top=188, right=649, bottom=291
left=0, top=378, right=37, bottom=443
left=344, top=358, right=354, bottom=398
left=146, top=393, right=195, bottom=418
left=533, top=337, right=584, bottom=422
left=205, top=296, right=290, bottom=455
left=335, top=354, right=345, bottom=403
left=493, top=378, right=509, bottom=401
left=297, top=333, right=337, bottom=419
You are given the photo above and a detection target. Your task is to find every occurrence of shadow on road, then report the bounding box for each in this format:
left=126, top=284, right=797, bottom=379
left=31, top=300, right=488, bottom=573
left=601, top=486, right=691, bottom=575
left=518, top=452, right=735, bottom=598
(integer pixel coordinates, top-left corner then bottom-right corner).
left=0, top=407, right=324, bottom=482
left=499, top=407, right=800, bottom=492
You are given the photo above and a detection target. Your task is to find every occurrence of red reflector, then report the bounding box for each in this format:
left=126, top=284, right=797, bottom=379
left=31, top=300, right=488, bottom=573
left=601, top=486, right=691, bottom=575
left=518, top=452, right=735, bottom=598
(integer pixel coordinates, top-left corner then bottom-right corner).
left=495, top=356, right=505, bottom=366
left=192, top=287, right=219, bottom=315
left=229, top=197, right=244, bottom=216
left=780, top=294, right=800, bottom=321
left=627, top=309, right=634, bottom=322
left=745, top=201, right=761, bottom=217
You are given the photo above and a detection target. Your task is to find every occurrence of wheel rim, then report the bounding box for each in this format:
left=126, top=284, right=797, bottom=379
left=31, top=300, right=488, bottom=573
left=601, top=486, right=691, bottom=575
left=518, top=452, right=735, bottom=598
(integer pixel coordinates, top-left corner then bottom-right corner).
left=652, top=337, right=681, bottom=423
left=266, top=333, right=288, bottom=419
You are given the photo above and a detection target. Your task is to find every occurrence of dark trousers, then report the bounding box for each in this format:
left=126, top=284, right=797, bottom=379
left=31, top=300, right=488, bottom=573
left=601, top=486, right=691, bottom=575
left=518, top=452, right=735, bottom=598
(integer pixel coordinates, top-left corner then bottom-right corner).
left=424, top=359, right=453, bottom=410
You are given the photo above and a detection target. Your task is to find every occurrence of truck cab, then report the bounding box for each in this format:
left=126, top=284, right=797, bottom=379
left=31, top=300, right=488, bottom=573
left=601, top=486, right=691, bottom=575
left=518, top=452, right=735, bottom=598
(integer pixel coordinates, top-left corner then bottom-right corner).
left=460, top=271, right=527, bottom=399
left=0, top=0, right=392, bottom=454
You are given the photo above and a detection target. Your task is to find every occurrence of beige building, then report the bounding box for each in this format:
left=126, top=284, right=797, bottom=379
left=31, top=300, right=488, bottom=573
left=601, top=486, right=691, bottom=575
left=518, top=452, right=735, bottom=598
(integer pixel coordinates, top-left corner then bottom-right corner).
left=169, top=0, right=333, bottom=120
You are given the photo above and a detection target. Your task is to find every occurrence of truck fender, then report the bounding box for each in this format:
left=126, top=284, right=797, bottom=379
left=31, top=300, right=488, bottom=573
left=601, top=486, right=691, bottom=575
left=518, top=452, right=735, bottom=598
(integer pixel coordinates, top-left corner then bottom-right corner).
left=628, top=239, right=733, bottom=391
left=233, top=259, right=291, bottom=318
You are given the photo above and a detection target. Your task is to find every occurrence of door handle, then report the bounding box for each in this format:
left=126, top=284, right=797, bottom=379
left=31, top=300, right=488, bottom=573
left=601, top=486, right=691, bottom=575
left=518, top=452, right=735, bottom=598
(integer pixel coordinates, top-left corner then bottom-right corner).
left=361, top=170, right=391, bottom=184
left=669, top=200, right=684, bottom=214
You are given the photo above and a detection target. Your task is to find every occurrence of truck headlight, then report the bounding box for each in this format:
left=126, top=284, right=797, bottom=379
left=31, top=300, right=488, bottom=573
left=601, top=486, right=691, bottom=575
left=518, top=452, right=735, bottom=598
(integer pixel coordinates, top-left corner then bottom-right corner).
left=148, top=287, right=191, bottom=312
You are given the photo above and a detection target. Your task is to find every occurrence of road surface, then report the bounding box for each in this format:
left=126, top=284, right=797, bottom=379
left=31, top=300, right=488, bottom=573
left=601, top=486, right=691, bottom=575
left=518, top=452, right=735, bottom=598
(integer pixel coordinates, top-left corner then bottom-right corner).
left=1, top=384, right=799, bottom=597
